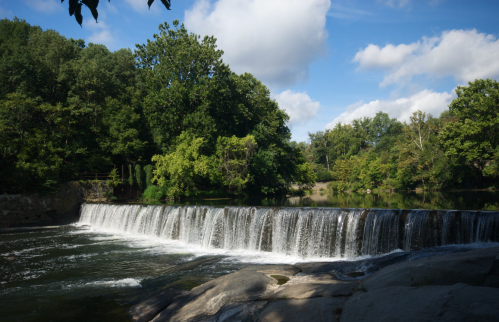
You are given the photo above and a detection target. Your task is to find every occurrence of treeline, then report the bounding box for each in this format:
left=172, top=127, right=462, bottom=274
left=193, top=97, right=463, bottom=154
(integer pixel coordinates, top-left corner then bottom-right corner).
left=0, top=18, right=315, bottom=196
left=302, top=78, right=499, bottom=191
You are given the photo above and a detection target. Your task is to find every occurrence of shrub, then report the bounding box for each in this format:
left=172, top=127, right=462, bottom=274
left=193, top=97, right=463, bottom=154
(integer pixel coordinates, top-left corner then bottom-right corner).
left=142, top=185, right=165, bottom=200
left=327, top=181, right=338, bottom=191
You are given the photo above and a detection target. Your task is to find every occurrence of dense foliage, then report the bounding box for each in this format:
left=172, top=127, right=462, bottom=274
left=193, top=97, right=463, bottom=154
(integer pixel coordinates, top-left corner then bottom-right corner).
left=0, top=18, right=314, bottom=197
left=303, top=79, right=499, bottom=191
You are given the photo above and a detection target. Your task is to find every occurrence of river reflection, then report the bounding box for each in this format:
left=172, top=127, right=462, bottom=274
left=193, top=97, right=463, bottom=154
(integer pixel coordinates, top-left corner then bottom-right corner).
left=148, top=190, right=499, bottom=211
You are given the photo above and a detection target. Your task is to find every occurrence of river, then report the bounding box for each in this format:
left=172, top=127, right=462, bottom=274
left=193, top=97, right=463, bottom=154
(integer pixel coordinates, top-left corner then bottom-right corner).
left=1, top=201, right=499, bottom=321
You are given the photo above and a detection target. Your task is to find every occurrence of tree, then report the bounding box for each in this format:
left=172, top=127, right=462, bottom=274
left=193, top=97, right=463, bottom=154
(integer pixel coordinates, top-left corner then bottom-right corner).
left=405, top=111, right=434, bottom=153
left=135, top=20, right=227, bottom=154
left=152, top=132, right=209, bottom=198
left=61, top=0, right=172, bottom=26
left=439, top=79, right=499, bottom=172
left=215, top=135, right=256, bottom=194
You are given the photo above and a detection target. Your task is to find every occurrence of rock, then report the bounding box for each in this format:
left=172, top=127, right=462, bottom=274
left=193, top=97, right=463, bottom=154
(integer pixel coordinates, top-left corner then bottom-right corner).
left=151, top=265, right=300, bottom=322
left=0, top=181, right=113, bottom=228
left=128, top=291, right=181, bottom=322
left=340, top=284, right=499, bottom=322
left=360, top=247, right=499, bottom=291
left=213, top=301, right=268, bottom=322
left=257, top=297, right=345, bottom=322
left=346, top=271, right=364, bottom=278
left=272, top=279, right=359, bottom=299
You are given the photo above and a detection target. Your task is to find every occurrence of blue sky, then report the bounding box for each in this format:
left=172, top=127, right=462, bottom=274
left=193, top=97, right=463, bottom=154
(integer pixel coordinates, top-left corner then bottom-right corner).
left=2, top=0, right=499, bottom=142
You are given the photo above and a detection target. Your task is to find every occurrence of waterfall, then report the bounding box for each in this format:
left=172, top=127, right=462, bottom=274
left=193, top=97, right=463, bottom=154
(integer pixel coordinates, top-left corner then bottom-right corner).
left=79, top=204, right=499, bottom=259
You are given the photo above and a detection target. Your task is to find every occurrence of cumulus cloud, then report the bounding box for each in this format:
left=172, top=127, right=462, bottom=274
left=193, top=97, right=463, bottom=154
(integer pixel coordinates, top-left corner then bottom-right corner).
left=23, top=0, right=62, bottom=13
left=273, top=90, right=320, bottom=127
left=353, top=43, right=419, bottom=70
left=184, top=0, right=330, bottom=89
left=86, top=20, right=116, bottom=49
left=326, top=89, right=454, bottom=128
left=353, top=29, right=499, bottom=87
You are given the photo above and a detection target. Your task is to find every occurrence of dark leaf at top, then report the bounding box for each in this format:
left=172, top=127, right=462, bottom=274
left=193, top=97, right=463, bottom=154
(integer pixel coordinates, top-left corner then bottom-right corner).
left=75, top=3, right=83, bottom=26
left=69, top=0, right=78, bottom=16
left=160, top=0, right=171, bottom=10
left=82, top=0, right=100, bottom=21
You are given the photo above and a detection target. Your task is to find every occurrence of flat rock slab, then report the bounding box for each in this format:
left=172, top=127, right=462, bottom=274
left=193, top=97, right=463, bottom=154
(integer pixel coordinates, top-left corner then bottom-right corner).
left=211, top=301, right=268, bottom=322
left=257, top=297, right=345, bottom=322
left=361, top=247, right=499, bottom=291
left=272, top=279, right=359, bottom=299
left=152, top=265, right=299, bottom=322
left=340, top=284, right=499, bottom=322
left=128, top=291, right=181, bottom=322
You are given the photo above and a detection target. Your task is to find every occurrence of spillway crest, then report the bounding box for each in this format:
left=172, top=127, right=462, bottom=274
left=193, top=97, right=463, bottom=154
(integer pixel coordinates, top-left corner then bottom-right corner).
left=79, top=204, right=499, bottom=259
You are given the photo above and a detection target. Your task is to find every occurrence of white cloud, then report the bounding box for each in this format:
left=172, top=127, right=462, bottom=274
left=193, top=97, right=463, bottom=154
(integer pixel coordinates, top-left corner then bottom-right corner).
left=184, top=0, right=330, bottom=89
left=326, top=89, right=454, bottom=128
left=353, top=29, right=499, bottom=87
left=24, top=0, right=62, bottom=13
left=353, top=43, right=419, bottom=70
left=124, top=0, right=161, bottom=13
left=124, top=0, right=146, bottom=12
left=379, top=0, right=411, bottom=8
left=86, top=20, right=116, bottom=49
left=273, top=90, right=320, bottom=127
left=327, top=3, right=373, bottom=20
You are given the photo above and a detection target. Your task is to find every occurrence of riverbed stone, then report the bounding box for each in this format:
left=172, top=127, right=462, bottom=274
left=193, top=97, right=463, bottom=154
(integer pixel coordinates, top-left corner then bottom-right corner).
left=340, top=284, right=499, bottom=322
left=151, top=265, right=300, bottom=322
left=272, top=278, right=359, bottom=299
left=256, top=297, right=345, bottom=322
left=360, top=247, right=499, bottom=291
left=128, top=291, right=181, bottom=322
left=210, top=301, right=268, bottom=322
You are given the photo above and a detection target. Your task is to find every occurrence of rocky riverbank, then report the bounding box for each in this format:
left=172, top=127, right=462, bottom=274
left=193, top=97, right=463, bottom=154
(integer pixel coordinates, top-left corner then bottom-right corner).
left=128, top=247, right=499, bottom=322
left=0, top=181, right=112, bottom=228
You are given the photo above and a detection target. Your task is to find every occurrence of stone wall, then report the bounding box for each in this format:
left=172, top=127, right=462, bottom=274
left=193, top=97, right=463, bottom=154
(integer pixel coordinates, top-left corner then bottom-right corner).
left=0, top=181, right=113, bottom=228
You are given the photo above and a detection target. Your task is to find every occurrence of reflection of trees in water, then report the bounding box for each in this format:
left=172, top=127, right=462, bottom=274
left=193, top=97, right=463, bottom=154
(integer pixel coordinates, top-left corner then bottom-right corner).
left=293, top=190, right=499, bottom=211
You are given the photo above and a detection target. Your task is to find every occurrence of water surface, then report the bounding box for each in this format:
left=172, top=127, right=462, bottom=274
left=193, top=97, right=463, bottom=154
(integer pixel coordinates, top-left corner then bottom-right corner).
left=164, top=190, right=499, bottom=211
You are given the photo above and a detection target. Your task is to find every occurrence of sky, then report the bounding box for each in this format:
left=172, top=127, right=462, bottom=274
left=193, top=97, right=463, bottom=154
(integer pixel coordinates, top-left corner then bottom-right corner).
left=2, top=0, right=499, bottom=142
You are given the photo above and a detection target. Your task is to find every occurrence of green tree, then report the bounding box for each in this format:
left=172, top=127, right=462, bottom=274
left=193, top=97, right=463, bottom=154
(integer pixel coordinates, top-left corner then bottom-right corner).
left=215, top=135, right=256, bottom=194
left=135, top=20, right=227, bottom=154
left=152, top=132, right=209, bottom=198
left=440, top=79, right=499, bottom=173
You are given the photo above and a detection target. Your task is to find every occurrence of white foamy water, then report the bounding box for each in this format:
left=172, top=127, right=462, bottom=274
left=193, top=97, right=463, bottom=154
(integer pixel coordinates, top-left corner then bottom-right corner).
left=79, top=204, right=499, bottom=260
left=85, top=278, right=142, bottom=288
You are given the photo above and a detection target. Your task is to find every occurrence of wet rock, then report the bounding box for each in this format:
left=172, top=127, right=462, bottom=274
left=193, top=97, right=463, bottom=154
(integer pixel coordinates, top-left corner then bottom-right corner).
left=128, top=291, right=181, bottom=322
left=257, top=297, right=345, bottom=322
left=346, top=271, right=365, bottom=278
left=213, top=301, right=268, bottom=322
left=360, top=247, right=499, bottom=291
left=340, top=284, right=499, bottom=322
left=151, top=265, right=299, bottom=322
left=272, top=279, right=359, bottom=299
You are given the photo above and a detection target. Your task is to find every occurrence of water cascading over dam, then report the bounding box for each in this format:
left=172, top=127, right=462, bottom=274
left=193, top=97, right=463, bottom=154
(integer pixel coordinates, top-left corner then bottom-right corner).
left=79, top=204, right=499, bottom=259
